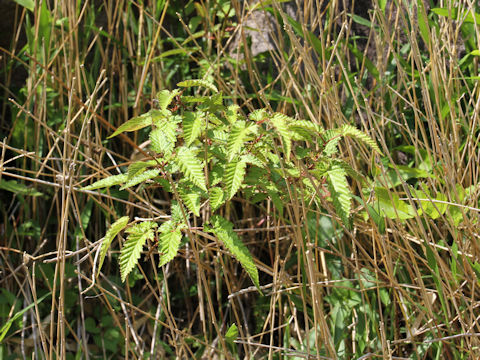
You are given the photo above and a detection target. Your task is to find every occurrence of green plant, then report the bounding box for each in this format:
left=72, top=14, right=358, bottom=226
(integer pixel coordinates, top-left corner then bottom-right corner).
left=83, top=79, right=381, bottom=290
left=3, top=0, right=480, bottom=357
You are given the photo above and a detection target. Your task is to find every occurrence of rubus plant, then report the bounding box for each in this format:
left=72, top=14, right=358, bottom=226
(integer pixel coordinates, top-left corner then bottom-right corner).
left=82, top=79, right=381, bottom=289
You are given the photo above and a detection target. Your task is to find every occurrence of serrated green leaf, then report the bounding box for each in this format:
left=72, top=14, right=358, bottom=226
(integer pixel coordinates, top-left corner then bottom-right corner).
left=289, top=128, right=312, bottom=141
left=322, top=129, right=341, bottom=156
left=120, top=169, right=160, bottom=190
left=224, top=160, right=247, bottom=200
left=97, top=216, right=129, bottom=275
left=179, top=190, right=201, bottom=217
left=119, top=221, right=157, bottom=282
left=154, top=177, right=172, bottom=192
left=209, top=145, right=227, bottom=162
left=241, top=154, right=264, bottom=167
left=249, top=145, right=269, bottom=165
left=208, top=164, right=224, bottom=186
left=227, top=121, right=257, bottom=161
left=289, top=120, right=321, bottom=141
left=210, top=216, right=260, bottom=291
left=270, top=113, right=292, bottom=161
left=295, top=146, right=312, bottom=159
left=341, top=124, right=382, bottom=155
left=244, top=166, right=268, bottom=185
left=176, top=147, right=207, bottom=191
left=327, top=164, right=352, bottom=228
left=266, top=150, right=281, bottom=165
left=249, top=109, right=267, bottom=122
left=209, top=187, right=225, bottom=211
left=150, top=120, right=177, bottom=155
left=210, top=127, right=229, bottom=142
left=182, top=95, right=210, bottom=103
left=332, top=159, right=365, bottom=184
left=170, top=201, right=185, bottom=224
left=155, top=89, right=182, bottom=111
left=289, top=119, right=319, bottom=132
left=205, top=92, right=224, bottom=113
left=177, top=79, right=218, bottom=93
left=225, top=104, right=240, bottom=124
left=183, top=111, right=205, bottom=146
left=108, top=111, right=155, bottom=139
left=127, top=160, right=157, bottom=179
left=82, top=174, right=127, bottom=191
left=227, top=120, right=247, bottom=161
left=158, top=221, right=182, bottom=267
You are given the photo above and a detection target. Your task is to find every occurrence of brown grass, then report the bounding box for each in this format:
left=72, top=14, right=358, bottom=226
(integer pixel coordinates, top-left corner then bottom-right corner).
left=1, top=0, right=479, bottom=358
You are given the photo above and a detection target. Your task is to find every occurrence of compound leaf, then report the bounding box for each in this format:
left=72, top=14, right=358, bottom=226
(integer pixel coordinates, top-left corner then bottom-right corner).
left=170, top=201, right=185, bottom=224
left=209, top=164, right=224, bottom=186
left=227, top=120, right=247, bottom=161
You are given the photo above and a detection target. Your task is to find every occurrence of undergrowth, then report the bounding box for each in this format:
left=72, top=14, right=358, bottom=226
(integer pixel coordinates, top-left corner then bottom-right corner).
left=1, top=0, right=479, bottom=359
left=83, top=80, right=379, bottom=293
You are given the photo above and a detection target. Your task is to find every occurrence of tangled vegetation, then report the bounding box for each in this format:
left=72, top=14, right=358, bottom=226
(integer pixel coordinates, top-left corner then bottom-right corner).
left=1, top=0, right=479, bottom=359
